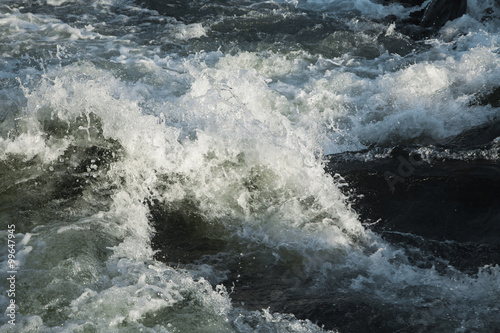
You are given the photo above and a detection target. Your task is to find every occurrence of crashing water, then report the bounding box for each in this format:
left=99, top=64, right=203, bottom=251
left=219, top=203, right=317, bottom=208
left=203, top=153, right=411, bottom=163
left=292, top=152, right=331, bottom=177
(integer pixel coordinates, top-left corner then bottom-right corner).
left=1, top=0, right=500, bottom=332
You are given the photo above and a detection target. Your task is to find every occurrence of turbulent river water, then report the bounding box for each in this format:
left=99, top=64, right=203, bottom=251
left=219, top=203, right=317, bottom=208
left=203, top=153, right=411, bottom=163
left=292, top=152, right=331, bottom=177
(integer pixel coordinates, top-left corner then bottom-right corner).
left=1, top=0, right=500, bottom=332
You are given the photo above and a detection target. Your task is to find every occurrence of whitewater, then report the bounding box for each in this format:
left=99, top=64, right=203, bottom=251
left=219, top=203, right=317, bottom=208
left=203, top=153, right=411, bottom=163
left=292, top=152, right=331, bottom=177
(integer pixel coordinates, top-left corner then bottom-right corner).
left=0, top=0, right=499, bottom=332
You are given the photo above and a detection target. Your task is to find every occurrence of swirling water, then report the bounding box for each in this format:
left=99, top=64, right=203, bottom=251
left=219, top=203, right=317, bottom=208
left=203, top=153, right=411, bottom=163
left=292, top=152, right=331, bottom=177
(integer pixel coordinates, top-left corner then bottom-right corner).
left=0, top=0, right=500, bottom=332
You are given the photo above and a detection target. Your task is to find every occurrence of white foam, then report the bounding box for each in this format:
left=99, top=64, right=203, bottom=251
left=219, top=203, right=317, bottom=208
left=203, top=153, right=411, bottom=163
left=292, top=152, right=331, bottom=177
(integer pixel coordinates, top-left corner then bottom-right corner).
left=294, top=43, right=500, bottom=153
left=174, top=23, right=208, bottom=40
left=0, top=10, right=101, bottom=41
left=11, top=36, right=499, bottom=252
left=0, top=130, right=70, bottom=163
left=231, top=308, right=339, bottom=333
left=0, top=58, right=354, bottom=330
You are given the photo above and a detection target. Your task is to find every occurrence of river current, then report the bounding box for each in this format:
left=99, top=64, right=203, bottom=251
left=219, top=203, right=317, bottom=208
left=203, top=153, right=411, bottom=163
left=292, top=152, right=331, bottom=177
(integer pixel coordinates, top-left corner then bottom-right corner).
left=1, top=0, right=500, bottom=332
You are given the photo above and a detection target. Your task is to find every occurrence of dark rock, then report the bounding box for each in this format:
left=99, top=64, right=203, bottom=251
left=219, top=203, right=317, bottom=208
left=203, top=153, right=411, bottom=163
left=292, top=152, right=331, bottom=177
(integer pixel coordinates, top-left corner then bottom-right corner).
left=472, top=86, right=500, bottom=108
left=420, top=0, right=467, bottom=29
left=384, top=0, right=468, bottom=39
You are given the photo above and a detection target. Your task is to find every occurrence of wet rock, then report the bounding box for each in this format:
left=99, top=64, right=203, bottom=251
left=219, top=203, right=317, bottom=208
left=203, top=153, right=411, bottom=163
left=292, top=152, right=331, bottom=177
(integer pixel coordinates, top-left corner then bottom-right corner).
left=385, top=0, right=468, bottom=39
left=420, top=0, right=467, bottom=29
left=472, top=86, right=500, bottom=108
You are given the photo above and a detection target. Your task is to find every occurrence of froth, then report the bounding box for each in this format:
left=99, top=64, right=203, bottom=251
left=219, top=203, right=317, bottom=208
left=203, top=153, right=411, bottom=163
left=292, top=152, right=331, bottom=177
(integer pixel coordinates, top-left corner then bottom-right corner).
left=0, top=10, right=100, bottom=42
left=0, top=55, right=364, bottom=331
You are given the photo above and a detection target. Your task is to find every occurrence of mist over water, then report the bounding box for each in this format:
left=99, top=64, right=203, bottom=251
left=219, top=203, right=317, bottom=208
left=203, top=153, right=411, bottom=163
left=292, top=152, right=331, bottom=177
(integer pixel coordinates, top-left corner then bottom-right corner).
left=1, top=0, right=500, bottom=332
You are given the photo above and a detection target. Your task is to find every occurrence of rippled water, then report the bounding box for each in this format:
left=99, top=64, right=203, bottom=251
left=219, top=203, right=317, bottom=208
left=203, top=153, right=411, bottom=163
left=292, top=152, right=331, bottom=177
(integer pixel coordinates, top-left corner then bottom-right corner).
left=1, top=0, right=500, bottom=332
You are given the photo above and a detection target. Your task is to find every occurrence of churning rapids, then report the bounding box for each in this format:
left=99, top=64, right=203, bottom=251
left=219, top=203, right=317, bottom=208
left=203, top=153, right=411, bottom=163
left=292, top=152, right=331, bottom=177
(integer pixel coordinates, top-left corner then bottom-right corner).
left=1, top=0, right=500, bottom=332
